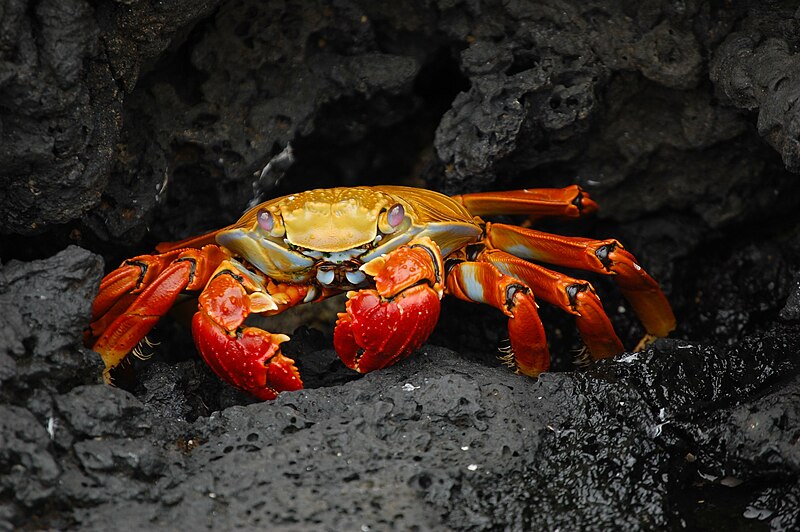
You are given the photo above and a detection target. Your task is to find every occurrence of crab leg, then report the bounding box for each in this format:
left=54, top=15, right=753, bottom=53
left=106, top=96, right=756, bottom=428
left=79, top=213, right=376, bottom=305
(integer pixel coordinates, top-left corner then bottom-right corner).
left=485, top=223, right=676, bottom=338
left=478, top=249, right=624, bottom=359
left=87, top=245, right=230, bottom=382
left=334, top=237, right=444, bottom=373
left=192, top=259, right=318, bottom=400
left=88, top=247, right=223, bottom=328
left=451, top=185, right=598, bottom=219
left=444, top=260, right=550, bottom=376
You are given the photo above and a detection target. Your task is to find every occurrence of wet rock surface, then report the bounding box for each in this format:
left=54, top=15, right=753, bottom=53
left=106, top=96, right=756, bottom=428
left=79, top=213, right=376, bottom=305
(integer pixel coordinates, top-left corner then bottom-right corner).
left=2, top=1, right=800, bottom=530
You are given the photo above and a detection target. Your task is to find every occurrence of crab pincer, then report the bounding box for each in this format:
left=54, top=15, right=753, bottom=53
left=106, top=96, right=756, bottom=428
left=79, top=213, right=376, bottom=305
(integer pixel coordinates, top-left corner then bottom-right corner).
left=334, top=237, right=444, bottom=373
left=191, top=262, right=308, bottom=400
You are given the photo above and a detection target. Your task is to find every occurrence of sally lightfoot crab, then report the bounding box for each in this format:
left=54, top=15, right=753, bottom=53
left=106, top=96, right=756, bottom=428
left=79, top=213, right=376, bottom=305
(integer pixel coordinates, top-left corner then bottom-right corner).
left=85, top=185, right=676, bottom=400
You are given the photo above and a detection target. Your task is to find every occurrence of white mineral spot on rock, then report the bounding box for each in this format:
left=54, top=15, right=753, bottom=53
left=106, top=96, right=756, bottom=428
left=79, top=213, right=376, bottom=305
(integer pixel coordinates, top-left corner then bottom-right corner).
left=617, top=352, right=639, bottom=363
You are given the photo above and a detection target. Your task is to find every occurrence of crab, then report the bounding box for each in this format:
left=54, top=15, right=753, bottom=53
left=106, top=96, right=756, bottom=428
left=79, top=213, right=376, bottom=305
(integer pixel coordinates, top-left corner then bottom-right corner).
left=85, top=185, right=676, bottom=400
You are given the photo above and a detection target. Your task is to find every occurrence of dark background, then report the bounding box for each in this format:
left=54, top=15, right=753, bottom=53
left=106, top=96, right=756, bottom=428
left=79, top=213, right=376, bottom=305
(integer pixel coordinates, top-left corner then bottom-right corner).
left=2, top=1, right=799, bottom=529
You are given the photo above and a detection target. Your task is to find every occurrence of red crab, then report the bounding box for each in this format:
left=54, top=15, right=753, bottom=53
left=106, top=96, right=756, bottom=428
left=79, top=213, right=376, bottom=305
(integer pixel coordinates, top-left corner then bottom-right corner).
left=85, top=185, right=676, bottom=400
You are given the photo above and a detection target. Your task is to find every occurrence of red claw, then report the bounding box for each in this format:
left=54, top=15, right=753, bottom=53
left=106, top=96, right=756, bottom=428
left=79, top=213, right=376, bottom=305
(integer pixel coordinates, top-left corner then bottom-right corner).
left=192, top=310, right=300, bottom=401
left=334, top=237, right=444, bottom=373
left=334, top=284, right=441, bottom=373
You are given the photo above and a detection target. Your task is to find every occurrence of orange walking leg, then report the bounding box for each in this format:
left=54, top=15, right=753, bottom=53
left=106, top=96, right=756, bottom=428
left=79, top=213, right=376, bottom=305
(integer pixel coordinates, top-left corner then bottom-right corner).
left=479, top=249, right=624, bottom=359
left=445, top=260, right=550, bottom=376
left=485, top=223, right=676, bottom=339
left=451, top=185, right=598, bottom=220
left=87, top=245, right=230, bottom=382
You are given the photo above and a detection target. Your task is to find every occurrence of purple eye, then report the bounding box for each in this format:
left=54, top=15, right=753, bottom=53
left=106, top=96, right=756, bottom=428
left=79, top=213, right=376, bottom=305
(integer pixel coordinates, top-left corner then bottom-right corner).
left=387, top=204, right=404, bottom=227
left=257, top=209, right=274, bottom=232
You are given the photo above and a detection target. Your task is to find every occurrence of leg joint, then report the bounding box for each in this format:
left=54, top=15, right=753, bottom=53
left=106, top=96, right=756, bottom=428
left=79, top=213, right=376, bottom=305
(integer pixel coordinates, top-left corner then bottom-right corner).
left=124, top=259, right=149, bottom=289
left=409, top=243, right=441, bottom=284
left=504, top=283, right=530, bottom=312
left=211, top=269, right=245, bottom=285
left=565, top=282, right=590, bottom=309
left=174, top=257, right=198, bottom=285
left=594, top=242, right=618, bottom=270
left=444, top=258, right=464, bottom=275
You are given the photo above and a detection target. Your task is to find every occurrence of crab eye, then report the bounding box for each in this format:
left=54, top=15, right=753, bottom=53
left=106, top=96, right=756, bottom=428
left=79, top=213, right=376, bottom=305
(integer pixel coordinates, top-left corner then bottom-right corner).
left=257, top=209, right=274, bottom=232
left=387, top=204, right=404, bottom=227
left=378, top=203, right=406, bottom=235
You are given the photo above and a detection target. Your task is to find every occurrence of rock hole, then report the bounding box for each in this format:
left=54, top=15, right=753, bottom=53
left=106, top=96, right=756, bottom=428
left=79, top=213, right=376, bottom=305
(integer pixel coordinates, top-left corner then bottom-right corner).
left=22, top=336, right=36, bottom=354
left=507, top=51, right=542, bottom=76
left=281, top=46, right=468, bottom=191
left=416, top=474, right=432, bottom=489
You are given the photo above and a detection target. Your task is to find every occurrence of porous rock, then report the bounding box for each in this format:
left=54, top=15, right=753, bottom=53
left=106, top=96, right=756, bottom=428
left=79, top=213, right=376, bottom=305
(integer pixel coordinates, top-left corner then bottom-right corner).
left=0, top=246, right=104, bottom=401
left=710, top=7, right=800, bottom=173
left=0, top=0, right=223, bottom=236
left=10, top=332, right=799, bottom=530
left=2, top=1, right=800, bottom=530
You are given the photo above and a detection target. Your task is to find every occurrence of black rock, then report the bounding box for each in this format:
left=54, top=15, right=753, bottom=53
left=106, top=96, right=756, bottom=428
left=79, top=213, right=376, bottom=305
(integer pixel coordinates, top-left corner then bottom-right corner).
left=3, top=1, right=800, bottom=531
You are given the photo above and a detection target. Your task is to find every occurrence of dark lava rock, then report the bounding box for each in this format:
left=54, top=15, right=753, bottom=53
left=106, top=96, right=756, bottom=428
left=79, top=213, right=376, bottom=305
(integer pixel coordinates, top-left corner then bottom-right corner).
left=0, top=0, right=223, bottom=236
left=0, top=0, right=115, bottom=235
left=0, top=246, right=104, bottom=402
left=2, top=231, right=800, bottom=530
left=3, top=1, right=800, bottom=531
left=710, top=6, right=800, bottom=173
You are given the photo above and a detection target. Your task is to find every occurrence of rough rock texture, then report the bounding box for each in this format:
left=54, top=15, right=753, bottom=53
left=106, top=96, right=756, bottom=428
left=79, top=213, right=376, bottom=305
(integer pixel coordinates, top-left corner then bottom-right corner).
left=2, top=245, right=800, bottom=530
left=3, top=0, right=800, bottom=530
left=710, top=6, right=800, bottom=174
left=0, top=0, right=223, bottom=236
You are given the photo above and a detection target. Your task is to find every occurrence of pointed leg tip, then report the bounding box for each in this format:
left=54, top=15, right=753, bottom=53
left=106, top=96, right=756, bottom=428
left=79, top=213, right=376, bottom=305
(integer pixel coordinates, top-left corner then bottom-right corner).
left=633, top=333, right=659, bottom=352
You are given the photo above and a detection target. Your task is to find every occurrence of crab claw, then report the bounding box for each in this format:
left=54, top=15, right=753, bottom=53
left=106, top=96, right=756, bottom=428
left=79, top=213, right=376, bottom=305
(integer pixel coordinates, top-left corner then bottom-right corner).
left=334, top=237, right=444, bottom=373
left=334, top=284, right=441, bottom=373
left=192, top=311, right=301, bottom=401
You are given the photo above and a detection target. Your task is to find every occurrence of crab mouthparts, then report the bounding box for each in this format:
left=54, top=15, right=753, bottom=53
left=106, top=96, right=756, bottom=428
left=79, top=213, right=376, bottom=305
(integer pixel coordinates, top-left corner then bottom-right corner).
left=315, top=264, right=367, bottom=288
left=302, top=247, right=372, bottom=288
